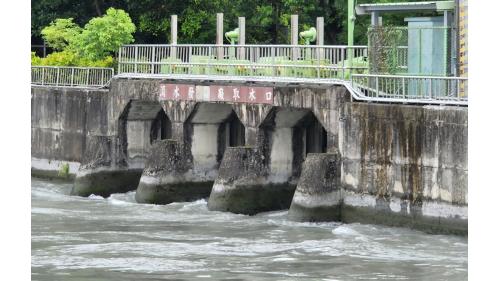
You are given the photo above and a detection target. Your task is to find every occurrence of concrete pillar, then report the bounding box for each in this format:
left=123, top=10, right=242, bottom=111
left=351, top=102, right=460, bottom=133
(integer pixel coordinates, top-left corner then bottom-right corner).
left=316, top=17, right=324, bottom=60
left=207, top=147, right=296, bottom=215
left=72, top=136, right=143, bottom=197
left=238, top=17, right=245, bottom=60
left=171, top=15, right=178, bottom=59
left=135, top=140, right=213, bottom=204
left=291, top=14, right=299, bottom=60
left=371, top=11, right=380, bottom=26
left=170, top=15, right=177, bottom=44
left=316, top=17, right=324, bottom=46
left=288, top=152, right=342, bottom=222
left=216, top=13, right=224, bottom=59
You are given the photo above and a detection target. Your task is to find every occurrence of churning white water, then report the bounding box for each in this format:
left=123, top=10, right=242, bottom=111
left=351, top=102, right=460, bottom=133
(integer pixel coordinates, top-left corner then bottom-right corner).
left=31, top=178, right=467, bottom=280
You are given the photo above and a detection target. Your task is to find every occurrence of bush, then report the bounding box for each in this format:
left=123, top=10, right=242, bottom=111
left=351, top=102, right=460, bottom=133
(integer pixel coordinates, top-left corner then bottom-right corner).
left=37, top=7, right=135, bottom=66
left=31, top=52, right=43, bottom=66
left=31, top=50, right=114, bottom=68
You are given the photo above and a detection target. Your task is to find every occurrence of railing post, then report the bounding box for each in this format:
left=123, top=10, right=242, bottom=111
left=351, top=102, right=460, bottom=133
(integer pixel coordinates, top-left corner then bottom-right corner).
left=402, top=77, right=406, bottom=99
left=86, top=68, right=90, bottom=86
left=341, top=47, right=345, bottom=79
left=56, top=67, right=60, bottom=86
left=118, top=47, right=122, bottom=74
left=134, top=45, right=139, bottom=73
left=101, top=68, right=105, bottom=86
left=71, top=68, right=75, bottom=86
left=188, top=46, right=193, bottom=74
left=41, top=67, right=45, bottom=86
left=151, top=46, right=156, bottom=74
left=376, top=76, right=379, bottom=97
left=429, top=78, right=433, bottom=99
left=272, top=46, right=276, bottom=77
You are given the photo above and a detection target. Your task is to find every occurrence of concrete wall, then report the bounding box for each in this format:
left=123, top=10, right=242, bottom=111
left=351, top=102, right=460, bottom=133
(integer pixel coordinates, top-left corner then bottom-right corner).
left=31, top=86, right=108, bottom=178
left=31, top=78, right=467, bottom=233
left=335, top=102, right=467, bottom=234
left=340, top=103, right=467, bottom=205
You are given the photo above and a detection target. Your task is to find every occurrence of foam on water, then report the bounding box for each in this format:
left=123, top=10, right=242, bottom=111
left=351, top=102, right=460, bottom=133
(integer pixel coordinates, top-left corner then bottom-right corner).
left=31, top=178, right=468, bottom=280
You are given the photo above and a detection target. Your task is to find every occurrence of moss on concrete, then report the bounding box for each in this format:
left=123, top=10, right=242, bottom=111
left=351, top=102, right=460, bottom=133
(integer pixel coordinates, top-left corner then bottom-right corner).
left=341, top=204, right=467, bottom=236
left=135, top=181, right=214, bottom=204
left=31, top=168, right=76, bottom=182
left=208, top=183, right=296, bottom=215
left=288, top=203, right=341, bottom=222
left=71, top=169, right=143, bottom=197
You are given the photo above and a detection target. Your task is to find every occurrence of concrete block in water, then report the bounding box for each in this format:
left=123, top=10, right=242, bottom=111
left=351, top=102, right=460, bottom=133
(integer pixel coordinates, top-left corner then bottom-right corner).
left=71, top=136, right=142, bottom=197
left=135, top=140, right=214, bottom=204
left=207, top=147, right=296, bottom=215
left=288, top=153, right=342, bottom=222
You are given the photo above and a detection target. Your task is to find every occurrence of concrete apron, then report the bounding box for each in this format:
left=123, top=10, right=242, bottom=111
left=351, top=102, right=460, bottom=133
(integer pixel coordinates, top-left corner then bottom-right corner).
left=71, top=167, right=143, bottom=197
left=31, top=157, right=80, bottom=181
left=207, top=147, right=296, bottom=215
left=134, top=139, right=214, bottom=204
left=287, top=153, right=467, bottom=235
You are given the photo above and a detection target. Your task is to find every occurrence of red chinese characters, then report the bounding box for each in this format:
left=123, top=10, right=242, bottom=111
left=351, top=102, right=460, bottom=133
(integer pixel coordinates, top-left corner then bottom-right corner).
left=208, top=86, right=273, bottom=104
left=159, top=84, right=274, bottom=104
left=159, top=84, right=196, bottom=101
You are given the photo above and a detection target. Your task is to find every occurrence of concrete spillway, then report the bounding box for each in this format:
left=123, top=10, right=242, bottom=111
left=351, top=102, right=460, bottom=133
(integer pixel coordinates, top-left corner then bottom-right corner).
left=31, top=77, right=468, bottom=235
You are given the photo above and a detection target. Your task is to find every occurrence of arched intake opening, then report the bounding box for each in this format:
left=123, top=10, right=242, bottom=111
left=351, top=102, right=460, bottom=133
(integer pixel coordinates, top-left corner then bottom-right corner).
left=118, top=100, right=172, bottom=166
left=260, top=108, right=327, bottom=183
left=150, top=109, right=172, bottom=143
left=185, top=103, right=245, bottom=172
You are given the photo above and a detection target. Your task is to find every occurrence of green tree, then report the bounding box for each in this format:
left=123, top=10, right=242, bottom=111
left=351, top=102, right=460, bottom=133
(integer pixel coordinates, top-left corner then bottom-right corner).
left=41, top=18, right=82, bottom=51
left=73, top=8, right=136, bottom=60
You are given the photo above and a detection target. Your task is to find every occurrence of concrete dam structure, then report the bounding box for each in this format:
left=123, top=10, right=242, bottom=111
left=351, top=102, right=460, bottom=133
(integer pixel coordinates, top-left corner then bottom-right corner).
left=31, top=76, right=468, bottom=235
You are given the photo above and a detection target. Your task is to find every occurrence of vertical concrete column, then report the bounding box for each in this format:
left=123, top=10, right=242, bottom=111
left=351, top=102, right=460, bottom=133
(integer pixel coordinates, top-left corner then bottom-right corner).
left=171, top=15, right=178, bottom=44
left=216, top=13, right=224, bottom=59
left=371, top=11, right=380, bottom=26
left=238, top=17, right=246, bottom=60
left=171, top=15, right=178, bottom=59
left=316, top=17, right=324, bottom=60
left=316, top=17, right=324, bottom=46
left=291, top=14, right=299, bottom=60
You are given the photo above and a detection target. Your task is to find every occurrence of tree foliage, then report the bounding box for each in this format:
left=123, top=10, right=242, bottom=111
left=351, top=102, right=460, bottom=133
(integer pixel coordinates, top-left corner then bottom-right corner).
left=32, top=0, right=436, bottom=47
left=73, top=8, right=136, bottom=60
left=41, top=18, right=81, bottom=51
left=35, top=7, right=135, bottom=66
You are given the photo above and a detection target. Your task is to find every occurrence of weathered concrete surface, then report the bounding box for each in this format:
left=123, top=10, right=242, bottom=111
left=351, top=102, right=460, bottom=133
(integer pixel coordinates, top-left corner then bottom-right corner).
left=71, top=136, right=142, bottom=197
left=135, top=139, right=213, bottom=204
left=208, top=147, right=296, bottom=215
left=288, top=152, right=342, bottom=222
left=32, top=78, right=468, bottom=234
left=337, top=103, right=468, bottom=234
left=135, top=103, right=242, bottom=204
left=31, top=86, right=108, bottom=179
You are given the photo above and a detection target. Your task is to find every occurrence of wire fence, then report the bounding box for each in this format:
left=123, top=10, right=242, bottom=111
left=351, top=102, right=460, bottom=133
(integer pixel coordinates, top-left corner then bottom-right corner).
left=31, top=66, right=114, bottom=88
